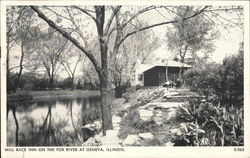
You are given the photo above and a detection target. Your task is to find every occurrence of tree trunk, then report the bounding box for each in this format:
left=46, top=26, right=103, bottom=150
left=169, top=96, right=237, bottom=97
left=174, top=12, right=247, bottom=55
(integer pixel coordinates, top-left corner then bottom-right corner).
left=100, top=75, right=113, bottom=135
left=179, top=46, right=187, bottom=82
left=13, top=43, right=25, bottom=93
left=7, top=37, right=11, bottom=94
left=71, top=77, right=74, bottom=91
left=12, top=107, right=19, bottom=146
left=95, top=6, right=113, bottom=135
left=49, top=77, right=54, bottom=89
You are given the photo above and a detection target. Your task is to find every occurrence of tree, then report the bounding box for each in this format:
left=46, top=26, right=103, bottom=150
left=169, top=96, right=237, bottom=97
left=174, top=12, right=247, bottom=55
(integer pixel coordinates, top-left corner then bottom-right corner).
left=60, top=43, right=85, bottom=90
left=33, top=30, right=68, bottom=89
left=184, top=42, right=243, bottom=107
left=111, top=28, right=161, bottom=97
left=166, top=6, right=217, bottom=64
left=30, top=5, right=241, bottom=135
left=165, top=6, right=243, bottom=81
left=6, top=7, right=37, bottom=93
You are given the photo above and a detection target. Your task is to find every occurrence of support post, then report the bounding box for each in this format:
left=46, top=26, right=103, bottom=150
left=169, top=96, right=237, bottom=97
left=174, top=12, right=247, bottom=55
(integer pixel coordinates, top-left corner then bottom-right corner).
left=166, top=66, right=168, bottom=81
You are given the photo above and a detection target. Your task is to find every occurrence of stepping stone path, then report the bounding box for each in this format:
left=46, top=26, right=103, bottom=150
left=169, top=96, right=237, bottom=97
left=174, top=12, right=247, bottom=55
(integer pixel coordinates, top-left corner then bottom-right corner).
left=122, top=133, right=154, bottom=146
left=138, top=109, right=154, bottom=121
left=137, top=101, right=184, bottom=124
left=138, top=132, right=154, bottom=140
left=122, top=135, right=141, bottom=146
left=83, top=88, right=197, bottom=146
left=101, top=116, right=123, bottom=146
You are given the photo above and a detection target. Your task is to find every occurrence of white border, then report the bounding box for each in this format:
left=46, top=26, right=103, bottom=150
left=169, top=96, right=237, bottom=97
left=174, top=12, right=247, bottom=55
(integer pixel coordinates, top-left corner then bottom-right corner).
left=1, top=1, right=250, bottom=158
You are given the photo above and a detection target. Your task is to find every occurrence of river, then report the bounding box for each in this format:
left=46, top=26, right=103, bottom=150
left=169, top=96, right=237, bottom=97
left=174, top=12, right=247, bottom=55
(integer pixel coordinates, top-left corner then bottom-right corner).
left=7, top=94, right=101, bottom=146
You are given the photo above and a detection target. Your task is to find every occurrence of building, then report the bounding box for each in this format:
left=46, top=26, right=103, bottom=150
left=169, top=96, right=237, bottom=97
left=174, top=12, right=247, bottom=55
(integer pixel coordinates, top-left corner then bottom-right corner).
left=132, top=60, right=192, bottom=87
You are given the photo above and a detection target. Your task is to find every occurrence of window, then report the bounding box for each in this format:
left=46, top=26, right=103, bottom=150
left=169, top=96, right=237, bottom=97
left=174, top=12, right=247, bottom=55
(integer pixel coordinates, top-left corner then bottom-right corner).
left=138, top=74, right=143, bottom=81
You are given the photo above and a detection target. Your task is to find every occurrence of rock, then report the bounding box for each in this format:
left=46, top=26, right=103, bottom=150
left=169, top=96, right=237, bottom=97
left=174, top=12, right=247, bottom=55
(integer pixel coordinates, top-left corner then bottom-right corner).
left=138, top=109, right=154, bottom=121
left=201, top=99, right=206, bottom=102
left=164, top=92, right=179, bottom=97
left=82, top=137, right=101, bottom=146
left=166, top=108, right=176, bottom=120
left=112, top=116, right=122, bottom=124
left=82, top=120, right=102, bottom=131
left=155, top=110, right=163, bottom=117
left=153, top=116, right=164, bottom=125
left=138, top=105, right=149, bottom=109
left=81, top=127, right=95, bottom=142
left=153, top=110, right=164, bottom=125
left=93, top=121, right=102, bottom=130
left=122, top=135, right=141, bottom=146
left=148, top=107, right=155, bottom=111
left=170, top=128, right=183, bottom=136
left=154, top=102, right=183, bottom=109
left=165, top=142, right=174, bottom=146
left=112, top=116, right=121, bottom=130
left=82, top=124, right=95, bottom=130
left=102, top=130, right=122, bottom=146
left=123, top=103, right=131, bottom=109
left=114, top=126, right=120, bottom=130
left=123, top=112, right=128, bottom=118
left=81, top=121, right=102, bottom=142
left=106, top=129, right=119, bottom=137
left=138, top=133, right=154, bottom=140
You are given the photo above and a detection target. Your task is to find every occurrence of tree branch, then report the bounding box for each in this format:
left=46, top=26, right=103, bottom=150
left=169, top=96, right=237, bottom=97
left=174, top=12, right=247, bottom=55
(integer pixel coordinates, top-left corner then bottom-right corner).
left=30, top=6, right=102, bottom=75
left=104, top=6, right=122, bottom=35
left=45, top=7, right=71, bottom=21
left=117, top=6, right=209, bottom=48
left=121, top=6, right=158, bottom=30
left=72, top=6, right=97, bottom=23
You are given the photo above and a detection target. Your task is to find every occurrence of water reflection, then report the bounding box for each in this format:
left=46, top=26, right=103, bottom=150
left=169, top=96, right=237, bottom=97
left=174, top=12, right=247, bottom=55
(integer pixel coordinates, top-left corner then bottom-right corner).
left=7, top=95, right=101, bottom=146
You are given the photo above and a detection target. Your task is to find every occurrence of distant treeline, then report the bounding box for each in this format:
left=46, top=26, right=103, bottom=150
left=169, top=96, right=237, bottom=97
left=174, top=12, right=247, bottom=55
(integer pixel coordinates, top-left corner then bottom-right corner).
left=8, top=73, right=99, bottom=91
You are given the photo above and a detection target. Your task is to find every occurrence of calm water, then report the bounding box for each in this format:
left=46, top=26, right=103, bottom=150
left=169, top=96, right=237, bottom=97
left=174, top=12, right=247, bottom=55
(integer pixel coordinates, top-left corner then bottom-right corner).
left=7, top=94, right=101, bottom=146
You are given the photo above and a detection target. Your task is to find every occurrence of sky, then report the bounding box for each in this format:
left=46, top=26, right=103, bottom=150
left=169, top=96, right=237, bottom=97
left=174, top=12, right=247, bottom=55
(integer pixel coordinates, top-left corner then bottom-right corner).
left=211, top=28, right=243, bottom=63
left=140, top=7, right=244, bottom=64
left=149, top=25, right=243, bottom=63
left=7, top=5, right=245, bottom=78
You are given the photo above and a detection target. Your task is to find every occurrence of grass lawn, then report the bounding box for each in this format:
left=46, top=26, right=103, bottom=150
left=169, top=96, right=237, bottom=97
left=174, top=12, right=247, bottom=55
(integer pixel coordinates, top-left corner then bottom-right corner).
left=7, top=89, right=100, bottom=101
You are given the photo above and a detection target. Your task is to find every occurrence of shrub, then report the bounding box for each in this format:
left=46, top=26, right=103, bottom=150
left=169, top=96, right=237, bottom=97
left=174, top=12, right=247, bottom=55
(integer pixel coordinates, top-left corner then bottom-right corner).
left=122, top=92, right=131, bottom=102
left=171, top=122, right=205, bottom=146
left=118, top=109, right=160, bottom=140
left=220, top=50, right=243, bottom=107
left=136, top=84, right=143, bottom=90
left=174, top=100, right=244, bottom=146
left=184, top=50, right=243, bottom=107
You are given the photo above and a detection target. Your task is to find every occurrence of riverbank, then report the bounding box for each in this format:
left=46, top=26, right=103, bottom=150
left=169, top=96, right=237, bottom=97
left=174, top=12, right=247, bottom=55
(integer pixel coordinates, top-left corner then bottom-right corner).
left=82, top=87, right=202, bottom=146
left=7, top=90, right=100, bottom=101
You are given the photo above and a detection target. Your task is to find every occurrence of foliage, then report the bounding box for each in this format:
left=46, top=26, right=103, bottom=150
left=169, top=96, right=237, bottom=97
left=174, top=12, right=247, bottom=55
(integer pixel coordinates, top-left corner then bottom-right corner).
left=76, top=80, right=83, bottom=90
left=57, top=78, right=74, bottom=90
left=220, top=48, right=244, bottom=106
left=110, top=26, right=161, bottom=98
left=184, top=49, right=243, bottom=107
left=171, top=122, right=206, bottom=146
left=174, top=99, right=244, bottom=146
left=119, top=88, right=165, bottom=140
left=6, top=6, right=39, bottom=93
left=118, top=110, right=160, bottom=140
left=32, top=29, right=69, bottom=89
left=166, top=6, right=217, bottom=64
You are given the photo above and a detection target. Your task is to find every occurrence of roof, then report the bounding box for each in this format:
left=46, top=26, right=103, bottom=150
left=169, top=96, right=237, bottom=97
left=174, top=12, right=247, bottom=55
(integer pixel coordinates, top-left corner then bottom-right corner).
left=165, top=60, right=192, bottom=68
left=136, top=60, right=192, bottom=73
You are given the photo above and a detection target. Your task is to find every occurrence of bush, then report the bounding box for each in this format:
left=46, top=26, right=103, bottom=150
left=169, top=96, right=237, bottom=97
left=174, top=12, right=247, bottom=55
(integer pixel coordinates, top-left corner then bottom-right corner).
left=136, top=84, right=143, bottom=90
left=122, top=92, right=131, bottom=102
left=184, top=50, right=243, bottom=107
left=220, top=50, right=243, bottom=106
left=174, top=100, right=244, bottom=146
left=118, top=110, right=160, bottom=139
